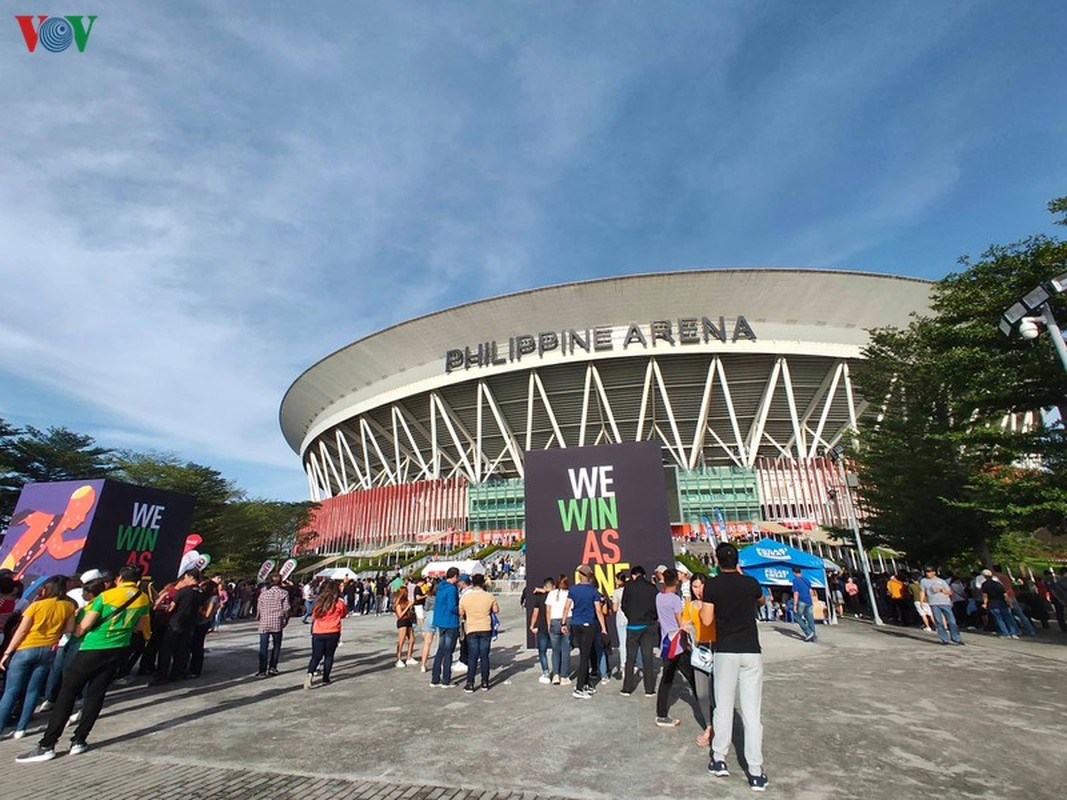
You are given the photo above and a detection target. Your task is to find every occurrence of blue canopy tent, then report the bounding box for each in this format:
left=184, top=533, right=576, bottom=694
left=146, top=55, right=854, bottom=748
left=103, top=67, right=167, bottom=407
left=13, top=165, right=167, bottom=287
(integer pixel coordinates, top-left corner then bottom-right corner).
left=739, top=538, right=824, bottom=584
left=738, top=538, right=834, bottom=622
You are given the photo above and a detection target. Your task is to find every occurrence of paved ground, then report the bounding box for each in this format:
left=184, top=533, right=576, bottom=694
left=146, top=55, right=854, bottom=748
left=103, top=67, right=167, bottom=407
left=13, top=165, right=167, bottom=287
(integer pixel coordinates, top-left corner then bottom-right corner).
left=3, top=599, right=1065, bottom=799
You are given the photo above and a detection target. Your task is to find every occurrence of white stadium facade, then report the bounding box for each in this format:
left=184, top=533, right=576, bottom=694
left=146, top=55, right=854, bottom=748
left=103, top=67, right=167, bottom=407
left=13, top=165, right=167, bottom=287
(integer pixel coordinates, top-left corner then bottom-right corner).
left=280, top=269, right=932, bottom=555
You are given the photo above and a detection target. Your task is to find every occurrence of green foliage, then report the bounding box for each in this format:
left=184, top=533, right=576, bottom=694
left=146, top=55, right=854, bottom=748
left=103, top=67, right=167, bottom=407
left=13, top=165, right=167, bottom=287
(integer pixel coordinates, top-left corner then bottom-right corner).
left=851, top=212, right=1067, bottom=566
left=112, top=451, right=241, bottom=542
left=1050, top=196, right=1067, bottom=226
left=675, top=551, right=707, bottom=576
left=0, top=428, right=315, bottom=576
left=0, top=422, right=115, bottom=523
left=211, top=499, right=316, bottom=577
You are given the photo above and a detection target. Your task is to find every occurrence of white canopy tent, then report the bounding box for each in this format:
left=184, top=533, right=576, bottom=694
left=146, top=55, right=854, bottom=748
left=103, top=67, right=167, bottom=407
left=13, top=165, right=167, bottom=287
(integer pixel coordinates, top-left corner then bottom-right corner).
left=421, top=559, right=485, bottom=578
left=315, top=567, right=359, bottom=580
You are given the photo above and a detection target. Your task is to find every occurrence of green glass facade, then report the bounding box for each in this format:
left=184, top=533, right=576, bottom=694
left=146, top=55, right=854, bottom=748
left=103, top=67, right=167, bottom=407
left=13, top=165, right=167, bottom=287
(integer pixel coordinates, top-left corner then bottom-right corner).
left=674, top=465, right=762, bottom=523
left=467, top=478, right=526, bottom=534
left=465, top=467, right=760, bottom=533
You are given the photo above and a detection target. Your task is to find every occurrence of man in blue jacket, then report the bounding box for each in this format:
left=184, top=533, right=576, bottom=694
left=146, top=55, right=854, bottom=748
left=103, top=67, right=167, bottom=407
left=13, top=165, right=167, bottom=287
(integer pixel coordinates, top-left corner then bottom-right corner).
left=430, top=567, right=461, bottom=687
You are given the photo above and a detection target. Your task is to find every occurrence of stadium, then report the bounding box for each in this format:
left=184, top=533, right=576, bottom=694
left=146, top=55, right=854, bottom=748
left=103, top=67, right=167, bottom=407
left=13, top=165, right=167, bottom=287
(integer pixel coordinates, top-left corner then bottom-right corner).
left=280, top=269, right=932, bottom=556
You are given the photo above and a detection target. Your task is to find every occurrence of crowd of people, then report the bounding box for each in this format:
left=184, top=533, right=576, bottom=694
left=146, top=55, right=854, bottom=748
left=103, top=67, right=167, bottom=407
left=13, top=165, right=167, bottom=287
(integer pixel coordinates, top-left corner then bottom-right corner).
left=4, top=548, right=1063, bottom=790
left=820, top=563, right=1067, bottom=639
left=523, top=553, right=769, bottom=792
left=0, top=563, right=231, bottom=761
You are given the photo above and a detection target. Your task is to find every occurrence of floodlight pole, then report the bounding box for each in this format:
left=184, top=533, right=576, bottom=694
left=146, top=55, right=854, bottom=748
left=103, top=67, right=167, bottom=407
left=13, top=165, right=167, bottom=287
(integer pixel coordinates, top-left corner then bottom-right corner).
left=1038, top=303, right=1067, bottom=376
left=832, top=453, right=884, bottom=626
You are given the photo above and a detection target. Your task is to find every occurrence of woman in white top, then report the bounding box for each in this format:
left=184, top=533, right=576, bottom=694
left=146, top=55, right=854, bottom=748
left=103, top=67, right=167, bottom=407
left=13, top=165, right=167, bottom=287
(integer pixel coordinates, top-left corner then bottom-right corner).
left=611, top=573, right=629, bottom=680
left=544, top=576, right=571, bottom=685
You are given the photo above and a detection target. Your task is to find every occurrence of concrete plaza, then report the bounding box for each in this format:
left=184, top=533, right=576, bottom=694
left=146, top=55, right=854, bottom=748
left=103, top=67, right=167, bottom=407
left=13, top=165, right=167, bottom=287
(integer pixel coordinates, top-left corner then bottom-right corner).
left=3, top=598, right=1064, bottom=800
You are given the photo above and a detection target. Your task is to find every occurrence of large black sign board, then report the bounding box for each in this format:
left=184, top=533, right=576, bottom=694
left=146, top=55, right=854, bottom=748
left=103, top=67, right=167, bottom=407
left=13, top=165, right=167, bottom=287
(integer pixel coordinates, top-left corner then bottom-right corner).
left=79, top=480, right=196, bottom=589
left=523, top=441, right=674, bottom=646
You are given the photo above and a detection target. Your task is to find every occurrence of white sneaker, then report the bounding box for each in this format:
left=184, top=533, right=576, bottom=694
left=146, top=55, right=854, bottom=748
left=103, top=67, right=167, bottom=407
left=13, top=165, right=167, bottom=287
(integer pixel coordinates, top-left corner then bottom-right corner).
left=303, top=673, right=314, bottom=690
left=13, top=730, right=26, bottom=739
left=37, top=701, right=54, bottom=713
left=559, top=677, right=571, bottom=686
left=420, top=664, right=427, bottom=673
left=396, top=659, right=406, bottom=668
left=68, top=710, right=82, bottom=724
left=452, top=663, right=468, bottom=675
left=538, top=674, right=552, bottom=684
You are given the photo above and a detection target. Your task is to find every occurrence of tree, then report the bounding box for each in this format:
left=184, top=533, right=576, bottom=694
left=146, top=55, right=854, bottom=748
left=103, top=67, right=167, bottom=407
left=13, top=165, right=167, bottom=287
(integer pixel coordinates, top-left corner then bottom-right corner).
left=0, top=418, right=23, bottom=523
left=851, top=205, right=1067, bottom=566
left=0, top=424, right=115, bottom=523
left=210, top=500, right=316, bottom=576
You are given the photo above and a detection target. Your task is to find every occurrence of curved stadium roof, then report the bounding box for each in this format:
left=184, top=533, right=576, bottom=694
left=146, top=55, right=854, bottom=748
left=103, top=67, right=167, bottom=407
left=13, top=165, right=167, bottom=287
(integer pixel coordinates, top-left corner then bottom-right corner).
left=281, top=268, right=933, bottom=458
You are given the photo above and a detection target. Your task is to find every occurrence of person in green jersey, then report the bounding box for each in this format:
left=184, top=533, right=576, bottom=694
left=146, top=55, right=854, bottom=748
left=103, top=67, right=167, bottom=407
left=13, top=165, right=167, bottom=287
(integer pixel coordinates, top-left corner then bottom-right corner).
left=16, top=564, right=151, bottom=763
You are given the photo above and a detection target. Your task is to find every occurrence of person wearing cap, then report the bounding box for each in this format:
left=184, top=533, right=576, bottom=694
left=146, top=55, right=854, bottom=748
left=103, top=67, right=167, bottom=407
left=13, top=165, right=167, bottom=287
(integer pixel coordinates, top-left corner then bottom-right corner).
left=675, top=563, right=692, bottom=601
left=17, top=564, right=150, bottom=763
left=562, top=565, right=607, bottom=700
left=920, top=567, right=962, bottom=646
left=980, top=569, right=1019, bottom=638
left=654, top=565, right=668, bottom=591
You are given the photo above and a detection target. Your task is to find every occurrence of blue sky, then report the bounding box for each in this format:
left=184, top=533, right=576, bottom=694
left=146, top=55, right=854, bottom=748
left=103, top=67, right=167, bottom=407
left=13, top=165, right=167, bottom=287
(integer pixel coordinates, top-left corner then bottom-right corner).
left=0, top=2, right=1064, bottom=501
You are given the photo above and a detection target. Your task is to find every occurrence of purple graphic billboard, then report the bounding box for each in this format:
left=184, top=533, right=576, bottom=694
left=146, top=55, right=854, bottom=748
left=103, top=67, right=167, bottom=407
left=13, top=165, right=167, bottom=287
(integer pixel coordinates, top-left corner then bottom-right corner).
left=0, top=480, right=104, bottom=589
left=0, top=479, right=195, bottom=590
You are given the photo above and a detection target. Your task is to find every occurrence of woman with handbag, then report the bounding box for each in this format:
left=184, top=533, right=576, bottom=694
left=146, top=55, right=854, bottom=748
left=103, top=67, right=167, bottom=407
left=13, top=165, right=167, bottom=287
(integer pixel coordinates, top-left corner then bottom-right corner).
left=654, top=568, right=697, bottom=728
left=686, top=572, right=716, bottom=746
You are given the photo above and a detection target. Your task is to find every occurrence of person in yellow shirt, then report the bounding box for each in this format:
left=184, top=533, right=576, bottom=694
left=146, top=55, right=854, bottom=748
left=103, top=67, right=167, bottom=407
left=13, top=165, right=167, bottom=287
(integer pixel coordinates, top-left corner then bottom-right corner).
left=684, top=572, right=716, bottom=747
left=886, top=573, right=908, bottom=625
left=0, top=575, right=76, bottom=738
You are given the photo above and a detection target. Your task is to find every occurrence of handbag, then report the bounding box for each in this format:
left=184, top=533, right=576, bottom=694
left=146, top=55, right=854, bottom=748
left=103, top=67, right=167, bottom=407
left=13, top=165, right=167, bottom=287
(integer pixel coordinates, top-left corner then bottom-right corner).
left=690, top=644, right=714, bottom=674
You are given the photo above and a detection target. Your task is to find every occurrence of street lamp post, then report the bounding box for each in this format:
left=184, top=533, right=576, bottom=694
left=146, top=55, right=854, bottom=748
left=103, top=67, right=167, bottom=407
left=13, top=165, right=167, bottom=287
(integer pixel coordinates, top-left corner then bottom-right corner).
left=999, top=272, right=1067, bottom=375
left=829, top=446, right=884, bottom=626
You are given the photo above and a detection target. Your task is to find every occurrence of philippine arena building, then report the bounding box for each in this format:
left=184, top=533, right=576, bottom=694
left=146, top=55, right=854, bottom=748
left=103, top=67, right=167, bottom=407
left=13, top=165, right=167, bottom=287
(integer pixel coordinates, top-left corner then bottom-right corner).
left=280, top=269, right=932, bottom=557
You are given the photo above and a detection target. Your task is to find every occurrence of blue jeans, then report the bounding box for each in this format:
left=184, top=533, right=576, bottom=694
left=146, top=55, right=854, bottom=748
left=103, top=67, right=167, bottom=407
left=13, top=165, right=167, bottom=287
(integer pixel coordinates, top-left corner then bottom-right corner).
left=259, top=631, right=283, bottom=673
left=431, top=627, right=459, bottom=684
left=536, top=629, right=550, bottom=674
left=988, top=605, right=1019, bottom=636
left=0, top=645, right=56, bottom=734
left=1008, top=598, right=1036, bottom=636
left=929, top=604, right=960, bottom=643
left=466, top=631, right=492, bottom=687
left=795, top=602, right=817, bottom=640
left=549, top=619, right=571, bottom=679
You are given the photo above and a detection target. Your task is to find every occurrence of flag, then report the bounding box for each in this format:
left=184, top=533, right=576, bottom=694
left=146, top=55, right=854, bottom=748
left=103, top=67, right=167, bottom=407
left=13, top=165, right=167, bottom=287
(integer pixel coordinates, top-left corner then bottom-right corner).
left=714, top=508, right=729, bottom=541
left=700, top=515, right=719, bottom=549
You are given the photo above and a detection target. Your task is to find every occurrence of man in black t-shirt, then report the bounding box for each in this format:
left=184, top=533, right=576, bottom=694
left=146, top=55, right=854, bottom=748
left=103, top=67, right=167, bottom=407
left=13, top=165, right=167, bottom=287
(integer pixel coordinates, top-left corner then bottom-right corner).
left=700, top=544, right=768, bottom=792
left=152, top=569, right=203, bottom=684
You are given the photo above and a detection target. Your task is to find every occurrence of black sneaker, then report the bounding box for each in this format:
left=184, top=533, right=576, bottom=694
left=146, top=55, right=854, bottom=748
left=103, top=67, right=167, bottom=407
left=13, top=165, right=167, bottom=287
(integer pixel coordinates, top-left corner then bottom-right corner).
left=480, top=684, right=490, bottom=692
left=748, top=773, right=769, bottom=792
left=15, top=746, right=56, bottom=763
left=267, top=668, right=280, bottom=676
left=464, top=685, right=476, bottom=693
left=619, top=688, right=633, bottom=697
left=254, top=672, right=267, bottom=678
left=708, top=760, right=729, bottom=777
left=69, top=741, right=88, bottom=756
left=644, top=691, right=656, bottom=697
